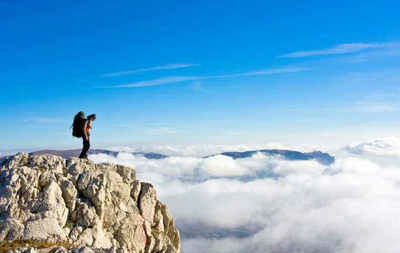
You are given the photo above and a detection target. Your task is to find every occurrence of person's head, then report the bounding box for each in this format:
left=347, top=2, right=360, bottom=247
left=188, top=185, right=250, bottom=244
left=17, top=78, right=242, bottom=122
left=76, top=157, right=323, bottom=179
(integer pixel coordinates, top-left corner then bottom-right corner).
left=87, top=114, right=97, bottom=121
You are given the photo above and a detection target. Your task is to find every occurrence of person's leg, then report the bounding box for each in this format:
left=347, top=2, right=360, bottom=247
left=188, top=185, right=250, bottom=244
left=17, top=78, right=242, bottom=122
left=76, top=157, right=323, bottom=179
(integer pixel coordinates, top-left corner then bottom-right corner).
left=79, top=139, right=86, bottom=158
left=79, top=139, right=90, bottom=158
left=85, top=139, right=91, bottom=157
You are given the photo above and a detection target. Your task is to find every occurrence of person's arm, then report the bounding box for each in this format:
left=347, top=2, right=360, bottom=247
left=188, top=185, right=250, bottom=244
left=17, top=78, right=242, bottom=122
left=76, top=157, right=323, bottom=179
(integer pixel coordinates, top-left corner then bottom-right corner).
left=82, top=120, right=89, bottom=141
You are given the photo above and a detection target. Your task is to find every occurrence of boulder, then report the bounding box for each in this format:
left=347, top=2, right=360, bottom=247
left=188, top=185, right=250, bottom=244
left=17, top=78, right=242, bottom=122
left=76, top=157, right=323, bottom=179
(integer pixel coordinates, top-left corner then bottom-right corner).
left=0, top=153, right=180, bottom=253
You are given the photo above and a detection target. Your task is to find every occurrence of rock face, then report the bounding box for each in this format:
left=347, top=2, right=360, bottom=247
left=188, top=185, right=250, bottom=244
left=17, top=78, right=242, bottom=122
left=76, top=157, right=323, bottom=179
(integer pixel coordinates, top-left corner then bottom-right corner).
left=0, top=153, right=180, bottom=253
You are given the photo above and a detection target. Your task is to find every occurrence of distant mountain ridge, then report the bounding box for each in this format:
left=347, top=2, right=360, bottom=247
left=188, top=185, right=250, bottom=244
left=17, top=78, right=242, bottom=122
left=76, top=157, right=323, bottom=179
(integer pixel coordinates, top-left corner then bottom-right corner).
left=27, top=148, right=335, bottom=165
left=30, top=149, right=168, bottom=160
left=216, top=149, right=335, bottom=165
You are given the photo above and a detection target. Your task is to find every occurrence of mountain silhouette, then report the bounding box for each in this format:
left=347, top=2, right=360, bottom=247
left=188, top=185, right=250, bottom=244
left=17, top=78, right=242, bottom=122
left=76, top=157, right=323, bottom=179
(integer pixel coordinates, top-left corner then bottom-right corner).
left=27, top=148, right=335, bottom=165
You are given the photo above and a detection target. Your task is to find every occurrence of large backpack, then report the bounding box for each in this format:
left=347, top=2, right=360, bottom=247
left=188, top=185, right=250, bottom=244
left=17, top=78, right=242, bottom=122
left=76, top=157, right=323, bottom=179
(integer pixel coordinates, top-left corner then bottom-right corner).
left=72, top=112, right=86, bottom=138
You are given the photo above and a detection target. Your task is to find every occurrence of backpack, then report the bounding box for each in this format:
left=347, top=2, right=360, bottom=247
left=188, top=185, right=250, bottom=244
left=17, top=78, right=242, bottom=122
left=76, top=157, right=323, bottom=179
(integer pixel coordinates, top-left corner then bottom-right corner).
left=72, top=112, right=86, bottom=138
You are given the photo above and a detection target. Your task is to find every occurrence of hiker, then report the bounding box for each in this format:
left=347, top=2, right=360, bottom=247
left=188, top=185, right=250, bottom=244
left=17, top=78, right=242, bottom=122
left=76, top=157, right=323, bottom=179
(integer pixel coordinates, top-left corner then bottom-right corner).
left=72, top=112, right=97, bottom=159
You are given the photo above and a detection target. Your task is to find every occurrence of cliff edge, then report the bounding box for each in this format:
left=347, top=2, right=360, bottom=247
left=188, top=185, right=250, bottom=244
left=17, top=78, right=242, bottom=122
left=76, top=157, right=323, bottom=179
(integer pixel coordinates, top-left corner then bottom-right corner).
left=0, top=153, right=180, bottom=253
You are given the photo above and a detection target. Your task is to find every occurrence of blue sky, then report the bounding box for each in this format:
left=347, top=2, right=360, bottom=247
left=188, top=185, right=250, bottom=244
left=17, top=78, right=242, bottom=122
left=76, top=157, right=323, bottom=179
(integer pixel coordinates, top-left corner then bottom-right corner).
left=1, top=0, right=400, bottom=150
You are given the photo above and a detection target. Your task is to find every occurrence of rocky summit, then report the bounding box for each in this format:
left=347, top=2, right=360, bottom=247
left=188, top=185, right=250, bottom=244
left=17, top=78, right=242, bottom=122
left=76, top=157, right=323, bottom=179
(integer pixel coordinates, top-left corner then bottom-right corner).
left=0, top=153, right=180, bottom=253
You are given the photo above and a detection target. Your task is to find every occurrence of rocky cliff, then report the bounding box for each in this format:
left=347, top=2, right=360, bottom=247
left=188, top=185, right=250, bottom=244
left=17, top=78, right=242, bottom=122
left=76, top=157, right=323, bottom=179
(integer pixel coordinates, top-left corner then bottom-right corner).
left=0, top=153, right=180, bottom=253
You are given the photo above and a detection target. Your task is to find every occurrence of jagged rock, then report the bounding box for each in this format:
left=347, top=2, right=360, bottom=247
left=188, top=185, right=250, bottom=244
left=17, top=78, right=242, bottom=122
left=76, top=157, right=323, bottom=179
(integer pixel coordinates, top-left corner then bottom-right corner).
left=130, top=180, right=141, bottom=202
left=52, top=247, right=68, bottom=253
left=23, top=217, right=66, bottom=241
left=61, top=179, right=77, bottom=210
left=0, top=218, right=24, bottom=241
left=6, top=247, right=37, bottom=253
left=0, top=153, right=180, bottom=253
left=138, top=183, right=157, bottom=225
left=30, top=180, right=69, bottom=227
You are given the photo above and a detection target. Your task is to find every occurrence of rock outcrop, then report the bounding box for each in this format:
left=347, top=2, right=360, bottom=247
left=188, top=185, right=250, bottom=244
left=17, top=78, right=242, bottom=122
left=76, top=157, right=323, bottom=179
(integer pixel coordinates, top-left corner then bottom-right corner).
left=0, top=153, right=180, bottom=253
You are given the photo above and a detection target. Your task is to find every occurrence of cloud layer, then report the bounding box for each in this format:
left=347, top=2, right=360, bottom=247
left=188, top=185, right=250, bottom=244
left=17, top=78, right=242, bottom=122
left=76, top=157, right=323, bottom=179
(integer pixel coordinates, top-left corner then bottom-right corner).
left=89, top=138, right=400, bottom=253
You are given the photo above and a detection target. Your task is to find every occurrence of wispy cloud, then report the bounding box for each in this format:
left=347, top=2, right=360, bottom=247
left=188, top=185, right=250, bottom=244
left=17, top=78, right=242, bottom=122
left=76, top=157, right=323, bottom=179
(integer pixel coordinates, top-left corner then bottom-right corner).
left=212, top=66, right=311, bottom=78
left=280, top=42, right=386, bottom=58
left=113, top=76, right=201, bottom=88
left=102, top=63, right=197, bottom=77
left=108, top=66, right=310, bottom=88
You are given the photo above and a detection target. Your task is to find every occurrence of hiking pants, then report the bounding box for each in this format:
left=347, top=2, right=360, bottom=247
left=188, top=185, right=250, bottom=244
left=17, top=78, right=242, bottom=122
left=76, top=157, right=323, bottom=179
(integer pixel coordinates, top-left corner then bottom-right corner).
left=79, top=138, right=90, bottom=158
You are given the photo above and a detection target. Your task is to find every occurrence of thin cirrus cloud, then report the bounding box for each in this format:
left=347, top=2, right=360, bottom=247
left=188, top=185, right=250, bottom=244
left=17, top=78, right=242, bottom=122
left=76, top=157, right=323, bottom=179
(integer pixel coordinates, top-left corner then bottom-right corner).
left=280, top=42, right=386, bottom=58
left=102, top=63, right=197, bottom=77
left=110, top=66, right=311, bottom=88
left=113, top=76, right=202, bottom=88
left=212, top=66, right=311, bottom=78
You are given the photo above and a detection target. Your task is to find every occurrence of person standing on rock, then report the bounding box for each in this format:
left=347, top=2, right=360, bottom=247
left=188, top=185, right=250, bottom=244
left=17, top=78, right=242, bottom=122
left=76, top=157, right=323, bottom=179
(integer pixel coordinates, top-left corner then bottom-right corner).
left=72, top=112, right=97, bottom=159
left=79, top=113, right=96, bottom=159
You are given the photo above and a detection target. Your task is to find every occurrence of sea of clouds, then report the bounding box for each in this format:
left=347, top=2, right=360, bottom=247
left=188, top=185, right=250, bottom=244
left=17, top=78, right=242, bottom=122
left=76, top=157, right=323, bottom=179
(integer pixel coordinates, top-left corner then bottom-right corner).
left=89, top=138, right=400, bottom=253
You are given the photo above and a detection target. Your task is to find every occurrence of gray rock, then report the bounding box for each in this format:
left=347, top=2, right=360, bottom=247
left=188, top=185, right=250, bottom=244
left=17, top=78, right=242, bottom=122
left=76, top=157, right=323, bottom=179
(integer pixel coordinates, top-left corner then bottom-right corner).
left=61, top=179, right=78, bottom=210
left=52, top=247, right=68, bottom=253
left=0, top=153, right=180, bottom=253
left=0, top=218, right=24, bottom=240
left=30, top=180, right=68, bottom=227
left=23, top=217, right=66, bottom=241
left=138, top=183, right=157, bottom=224
left=130, top=180, right=141, bottom=202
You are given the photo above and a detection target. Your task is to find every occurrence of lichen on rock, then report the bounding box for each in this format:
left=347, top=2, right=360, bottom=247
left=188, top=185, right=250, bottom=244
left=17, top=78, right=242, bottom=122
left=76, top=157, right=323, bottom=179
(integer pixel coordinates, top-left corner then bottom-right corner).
left=0, top=153, right=180, bottom=253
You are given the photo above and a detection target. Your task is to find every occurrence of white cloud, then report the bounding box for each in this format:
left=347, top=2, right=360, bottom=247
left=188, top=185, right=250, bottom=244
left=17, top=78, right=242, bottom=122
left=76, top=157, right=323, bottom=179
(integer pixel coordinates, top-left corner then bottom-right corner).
left=102, top=63, right=197, bottom=77
left=89, top=138, right=400, bottom=253
left=199, top=155, right=248, bottom=177
left=212, top=66, right=311, bottom=78
left=113, top=76, right=201, bottom=88
left=346, top=137, right=400, bottom=156
left=106, top=66, right=310, bottom=88
left=280, top=42, right=386, bottom=58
